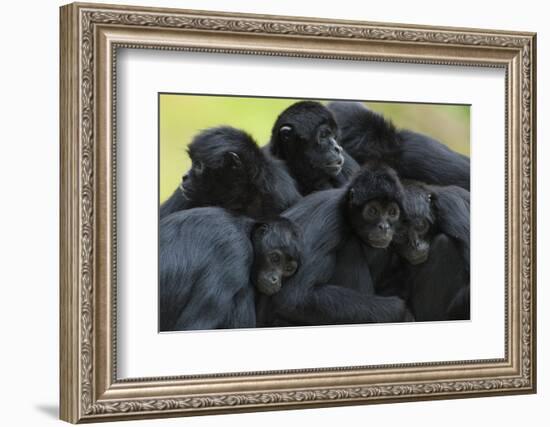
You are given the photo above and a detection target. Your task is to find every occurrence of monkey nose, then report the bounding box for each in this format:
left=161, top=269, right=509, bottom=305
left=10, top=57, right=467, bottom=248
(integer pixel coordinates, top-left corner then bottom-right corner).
left=326, top=160, right=343, bottom=169
left=269, top=275, right=279, bottom=284
left=328, top=156, right=344, bottom=167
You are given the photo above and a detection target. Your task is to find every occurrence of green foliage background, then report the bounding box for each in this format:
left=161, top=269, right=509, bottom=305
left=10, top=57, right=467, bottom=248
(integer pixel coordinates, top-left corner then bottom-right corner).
left=159, top=94, right=470, bottom=203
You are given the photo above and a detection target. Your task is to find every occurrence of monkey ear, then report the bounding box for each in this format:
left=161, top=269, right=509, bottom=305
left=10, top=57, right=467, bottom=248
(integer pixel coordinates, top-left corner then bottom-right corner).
left=279, top=125, right=293, bottom=143
left=254, top=223, right=269, bottom=236
left=226, top=151, right=242, bottom=169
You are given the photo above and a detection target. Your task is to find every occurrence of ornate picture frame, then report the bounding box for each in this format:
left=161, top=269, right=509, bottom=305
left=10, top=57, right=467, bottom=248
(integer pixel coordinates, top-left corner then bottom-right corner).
left=60, top=2, right=536, bottom=423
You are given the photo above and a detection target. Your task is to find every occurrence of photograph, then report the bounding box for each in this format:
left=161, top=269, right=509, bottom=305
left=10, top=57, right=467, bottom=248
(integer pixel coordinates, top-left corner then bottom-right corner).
left=158, top=95, right=471, bottom=332
left=58, top=3, right=536, bottom=422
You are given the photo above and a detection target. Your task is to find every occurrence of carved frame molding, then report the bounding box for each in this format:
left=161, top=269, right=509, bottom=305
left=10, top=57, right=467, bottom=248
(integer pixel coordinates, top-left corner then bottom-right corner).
left=60, top=2, right=536, bottom=423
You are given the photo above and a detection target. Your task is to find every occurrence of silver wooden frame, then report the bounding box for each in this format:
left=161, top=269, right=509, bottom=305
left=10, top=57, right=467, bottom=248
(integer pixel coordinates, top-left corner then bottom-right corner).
left=60, top=2, right=537, bottom=423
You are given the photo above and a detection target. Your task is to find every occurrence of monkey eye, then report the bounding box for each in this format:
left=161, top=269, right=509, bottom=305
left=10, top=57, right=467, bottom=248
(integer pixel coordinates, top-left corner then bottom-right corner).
left=194, top=161, right=204, bottom=174
left=416, top=219, right=429, bottom=234
left=269, top=253, right=281, bottom=264
left=279, top=125, right=293, bottom=142
left=362, top=202, right=380, bottom=219
left=388, top=205, right=400, bottom=218
left=319, top=128, right=332, bottom=139
left=227, top=151, right=242, bottom=169
left=284, top=262, right=298, bottom=275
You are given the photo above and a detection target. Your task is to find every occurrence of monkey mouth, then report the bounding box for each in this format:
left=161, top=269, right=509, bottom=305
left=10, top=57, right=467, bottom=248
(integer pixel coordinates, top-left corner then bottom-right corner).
left=367, top=237, right=391, bottom=249
left=324, top=159, right=344, bottom=175
left=405, top=251, right=429, bottom=265
left=369, top=241, right=390, bottom=249
left=256, top=281, right=282, bottom=296
left=366, top=231, right=392, bottom=249
left=178, top=182, right=191, bottom=199
left=401, top=248, right=430, bottom=265
left=326, top=164, right=342, bottom=173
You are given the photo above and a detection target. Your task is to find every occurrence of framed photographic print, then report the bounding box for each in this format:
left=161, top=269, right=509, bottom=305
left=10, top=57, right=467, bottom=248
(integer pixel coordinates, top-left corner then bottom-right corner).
left=59, top=2, right=537, bottom=423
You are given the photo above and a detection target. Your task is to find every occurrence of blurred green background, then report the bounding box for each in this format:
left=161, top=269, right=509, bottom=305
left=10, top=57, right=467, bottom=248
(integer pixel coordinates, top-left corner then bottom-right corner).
left=159, top=94, right=470, bottom=203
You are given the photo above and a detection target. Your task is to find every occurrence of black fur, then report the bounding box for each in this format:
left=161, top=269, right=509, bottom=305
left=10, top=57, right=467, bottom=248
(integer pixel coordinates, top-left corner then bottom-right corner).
left=266, top=101, right=360, bottom=195
left=446, top=284, right=471, bottom=320
left=327, top=101, right=470, bottom=190
left=160, top=126, right=301, bottom=219
left=405, top=234, right=469, bottom=321
left=159, top=208, right=302, bottom=331
left=257, top=164, right=410, bottom=327
left=378, top=181, right=470, bottom=321
left=348, top=160, right=405, bottom=206
left=429, top=184, right=470, bottom=272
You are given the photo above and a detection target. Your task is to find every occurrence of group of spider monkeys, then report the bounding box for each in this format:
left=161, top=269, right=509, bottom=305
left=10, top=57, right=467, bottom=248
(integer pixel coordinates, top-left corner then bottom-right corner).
left=159, top=100, right=470, bottom=332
